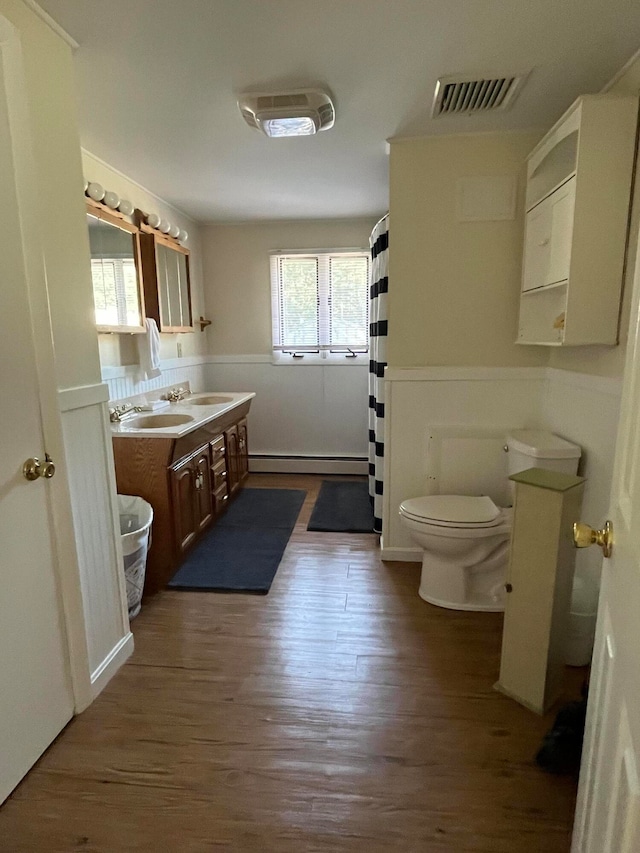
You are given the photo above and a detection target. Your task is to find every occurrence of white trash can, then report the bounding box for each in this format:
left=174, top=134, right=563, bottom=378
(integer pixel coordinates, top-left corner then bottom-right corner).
left=118, top=495, right=153, bottom=620
left=566, top=576, right=597, bottom=667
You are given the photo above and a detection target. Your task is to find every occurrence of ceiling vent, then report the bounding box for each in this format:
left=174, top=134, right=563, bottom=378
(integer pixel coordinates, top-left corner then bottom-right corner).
left=432, top=72, right=529, bottom=118
left=238, top=89, right=335, bottom=137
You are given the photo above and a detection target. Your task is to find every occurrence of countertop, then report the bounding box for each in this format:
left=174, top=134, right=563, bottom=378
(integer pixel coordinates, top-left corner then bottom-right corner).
left=110, top=391, right=256, bottom=439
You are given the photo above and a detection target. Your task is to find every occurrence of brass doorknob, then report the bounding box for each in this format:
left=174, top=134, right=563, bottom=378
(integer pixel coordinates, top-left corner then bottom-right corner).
left=573, top=520, right=613, bottom=558
left=22, top=454, right=56, bottom=481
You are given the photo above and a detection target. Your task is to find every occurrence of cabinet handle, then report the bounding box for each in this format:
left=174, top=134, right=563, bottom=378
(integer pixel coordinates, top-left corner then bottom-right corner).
left=537, top=237, right=550, bottom=247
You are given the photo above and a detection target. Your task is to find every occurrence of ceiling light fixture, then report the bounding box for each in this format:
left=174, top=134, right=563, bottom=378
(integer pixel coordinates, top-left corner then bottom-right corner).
left=238, top=89, right=335, bottom=138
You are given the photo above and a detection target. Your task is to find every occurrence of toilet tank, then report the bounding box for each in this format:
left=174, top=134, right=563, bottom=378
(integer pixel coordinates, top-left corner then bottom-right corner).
left=506, top=429, right=581, bottom=477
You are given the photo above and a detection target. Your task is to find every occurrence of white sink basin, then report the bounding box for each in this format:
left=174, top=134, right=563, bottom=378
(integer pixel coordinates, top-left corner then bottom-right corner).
left=190, top=395, right=234, bottom=406
left=129, top=414, right=195, bottom=429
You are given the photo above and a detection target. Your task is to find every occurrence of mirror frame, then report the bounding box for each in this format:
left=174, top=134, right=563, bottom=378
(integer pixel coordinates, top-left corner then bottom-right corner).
left=137, top=215, right=194, bottom=334
left=86, top=198, right=146, bottom=334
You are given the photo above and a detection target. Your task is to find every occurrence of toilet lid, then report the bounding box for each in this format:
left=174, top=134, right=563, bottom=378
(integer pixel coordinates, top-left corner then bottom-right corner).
left=400, top=495, right=502, bottom=527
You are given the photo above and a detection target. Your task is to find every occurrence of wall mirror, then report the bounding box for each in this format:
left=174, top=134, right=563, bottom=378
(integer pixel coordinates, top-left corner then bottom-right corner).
left=138, top=217, right=193, bottom=333
left=86, top=202, right=145, bottom=333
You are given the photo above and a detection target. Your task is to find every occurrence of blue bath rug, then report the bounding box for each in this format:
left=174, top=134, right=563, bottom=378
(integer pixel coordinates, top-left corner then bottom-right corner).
left=307, top=479, right=375, bottom=533
left=168, top=488, right=306, bottom=594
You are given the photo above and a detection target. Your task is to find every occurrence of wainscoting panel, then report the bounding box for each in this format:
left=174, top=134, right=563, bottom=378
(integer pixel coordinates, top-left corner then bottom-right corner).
left=382, top=366, right=622, bottom=590
left=542, top=369, right=622, bottom=601
left=204, top=357, right=369, bottom=462
left=59, top=384, right=132, bottom=691
left=103, top=357, right=208, bottom=403
left=382, top=368, right=547, bottom=557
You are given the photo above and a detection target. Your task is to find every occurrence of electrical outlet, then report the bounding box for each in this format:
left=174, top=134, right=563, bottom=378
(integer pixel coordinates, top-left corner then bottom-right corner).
left=177, top=342, right=183, bottom=358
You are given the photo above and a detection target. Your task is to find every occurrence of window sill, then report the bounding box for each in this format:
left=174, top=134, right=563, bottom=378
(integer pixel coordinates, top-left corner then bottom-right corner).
left=271, top=353, right=369, bottom=367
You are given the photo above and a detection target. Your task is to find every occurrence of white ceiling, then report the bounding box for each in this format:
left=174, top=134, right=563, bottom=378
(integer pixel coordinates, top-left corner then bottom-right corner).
left=38, top=0, right=640, bottom=223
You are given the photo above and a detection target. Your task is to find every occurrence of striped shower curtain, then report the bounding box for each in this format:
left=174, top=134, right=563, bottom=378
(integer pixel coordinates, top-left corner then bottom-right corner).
left=368, top=214, right=389, bottom=534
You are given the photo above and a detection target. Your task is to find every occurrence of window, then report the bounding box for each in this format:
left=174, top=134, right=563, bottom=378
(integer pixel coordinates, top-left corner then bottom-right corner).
left=270, top=250, right=370, bottom=359
left=91, top=257, right=140, bottom=327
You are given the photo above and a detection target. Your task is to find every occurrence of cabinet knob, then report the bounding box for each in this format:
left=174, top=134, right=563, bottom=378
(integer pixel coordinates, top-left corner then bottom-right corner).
left=505, top=583, right=513, bottom=593
left=538, top=237, right=550, bottom=247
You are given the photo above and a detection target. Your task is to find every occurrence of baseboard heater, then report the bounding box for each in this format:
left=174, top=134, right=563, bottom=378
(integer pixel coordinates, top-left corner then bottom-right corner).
left=249, top=454, right=368, bottom=475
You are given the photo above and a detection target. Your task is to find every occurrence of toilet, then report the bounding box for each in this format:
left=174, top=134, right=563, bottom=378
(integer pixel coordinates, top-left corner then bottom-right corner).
left=399, top=430, right=582, bottom=612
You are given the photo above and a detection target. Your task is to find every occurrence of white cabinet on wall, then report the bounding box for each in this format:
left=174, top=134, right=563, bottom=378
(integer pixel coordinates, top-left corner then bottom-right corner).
left=517, top=94, right=638, bottom=346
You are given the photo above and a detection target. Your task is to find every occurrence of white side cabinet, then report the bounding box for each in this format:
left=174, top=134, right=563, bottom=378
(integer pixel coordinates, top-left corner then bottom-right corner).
left=518, top=95, right=637, bottom=346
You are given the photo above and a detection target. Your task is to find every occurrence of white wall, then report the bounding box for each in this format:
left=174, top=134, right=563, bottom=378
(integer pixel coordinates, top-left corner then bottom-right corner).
left=388, top=131, right=547, bottom=369
left=199, top=219, right=378, bottom=465
left=542, top=369, right=622, bottom=605
left=204, top=357, right=368, bottom=465
left=202, top=219, right=377, bottom=354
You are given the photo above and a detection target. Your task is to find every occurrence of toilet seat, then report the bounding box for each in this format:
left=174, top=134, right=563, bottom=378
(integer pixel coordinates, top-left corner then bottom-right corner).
left=399, top=495, right=505, bottom=529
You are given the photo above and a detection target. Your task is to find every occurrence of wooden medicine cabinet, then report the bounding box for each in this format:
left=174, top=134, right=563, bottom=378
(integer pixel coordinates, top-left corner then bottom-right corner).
left=86, top=200, right=145, bottom=333
left=136, top=212, right=193, bottom=333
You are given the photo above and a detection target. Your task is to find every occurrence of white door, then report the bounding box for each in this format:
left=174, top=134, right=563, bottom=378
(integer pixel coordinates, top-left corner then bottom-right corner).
left=571, top=231, right=640, bottom=849
left=0, top=18, right=74, bottom=803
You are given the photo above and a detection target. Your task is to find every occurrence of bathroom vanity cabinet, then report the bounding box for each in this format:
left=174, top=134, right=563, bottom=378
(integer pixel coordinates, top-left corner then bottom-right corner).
left=112, top=408, right=250, bottom=595
left=518, top=94, right=637, bottom=346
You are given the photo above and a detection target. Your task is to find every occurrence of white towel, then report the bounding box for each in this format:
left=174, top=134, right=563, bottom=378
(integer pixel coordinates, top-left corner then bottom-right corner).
left=137, top=318, right=162, bottom=380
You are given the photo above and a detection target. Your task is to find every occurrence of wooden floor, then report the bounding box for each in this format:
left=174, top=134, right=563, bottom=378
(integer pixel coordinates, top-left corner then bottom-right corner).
left=0, top=474, right=584, bottom=852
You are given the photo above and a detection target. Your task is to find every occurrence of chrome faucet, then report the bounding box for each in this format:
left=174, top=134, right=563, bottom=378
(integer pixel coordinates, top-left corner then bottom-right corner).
left=163, top=386, right=191, bottom=403
left=109, top=404, right=143, bottom=423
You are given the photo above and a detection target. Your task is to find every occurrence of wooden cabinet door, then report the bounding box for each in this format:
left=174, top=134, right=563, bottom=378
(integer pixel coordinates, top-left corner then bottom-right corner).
left=225, top=425, right=240, bottom=496
left=193, top=447, right=213, bottom=533
left=547, top=178, right=575, bottom=286
left=522, top=178, right=575, bottom=292
left=522, top=200, right=553, bottom=292
left=171, top=445, right=213, bottom=554
left=237, top=418, right=249, bottom=483
left=170, top=457, right=198, bottom=554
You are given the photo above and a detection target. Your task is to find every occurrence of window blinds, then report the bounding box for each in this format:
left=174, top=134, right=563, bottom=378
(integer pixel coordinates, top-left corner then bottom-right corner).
left=270, top=251, right=369, bottom=352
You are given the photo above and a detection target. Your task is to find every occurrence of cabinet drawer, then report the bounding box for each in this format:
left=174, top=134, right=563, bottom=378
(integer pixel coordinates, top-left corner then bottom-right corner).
left=213, top=483, right=229, bottom=515
left=522, top=177, right=575, bottom=292
left=211, top=459, right=228, bottom=491
left=210, top=436, right=226, bottom=464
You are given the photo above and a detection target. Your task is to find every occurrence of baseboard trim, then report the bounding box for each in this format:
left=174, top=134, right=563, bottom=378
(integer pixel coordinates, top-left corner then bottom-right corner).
left=89, top=632, right=134, bottom=704
left=380, top=544, right=422, bottom=562
left=249, top=455, right=368, bottom=475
